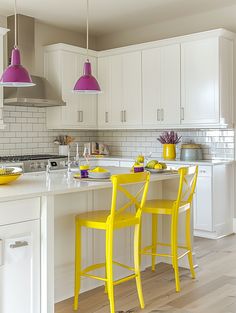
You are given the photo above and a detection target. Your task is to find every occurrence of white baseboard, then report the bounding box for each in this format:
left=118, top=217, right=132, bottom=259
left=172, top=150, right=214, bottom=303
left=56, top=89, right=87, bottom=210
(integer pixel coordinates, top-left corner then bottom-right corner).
left=233, top=218, right=236, bottom=233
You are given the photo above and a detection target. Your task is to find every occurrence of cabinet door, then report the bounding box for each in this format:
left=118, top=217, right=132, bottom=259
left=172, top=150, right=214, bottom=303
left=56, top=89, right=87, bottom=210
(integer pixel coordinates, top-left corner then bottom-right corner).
left=110, top=55, right=123, bottom=127
left=97, top=57, right=111, bottom=128
left=194, top=176, right=213, bottom=231
left=142, top=45, right=180, bottom=127
left=160, top=45, right=180, bottom=125
left=142, top=48, right=161, bottom=126
left=0, top=220, right=40, bottom=313
left=77, top=55, right=98, bottom=128
left=181, top=38, right=219, bottom=124
left=61, top=51, right=80, bottom=125
left=123, top=52, right=142, bottom=127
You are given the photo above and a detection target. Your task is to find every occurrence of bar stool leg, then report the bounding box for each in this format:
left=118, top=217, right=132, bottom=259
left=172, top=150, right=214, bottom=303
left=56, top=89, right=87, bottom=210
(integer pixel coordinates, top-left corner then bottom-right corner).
left=186, top=209, right=196, bottom=279
left=171, top=215, right=180, bottom=292
left=74, top=222, right=81, bottom=310
left=134, top=222, right=145, bottom=309
left=106, top=228, right=115, bottom=313
left=151, top=214, right=158, bottom=271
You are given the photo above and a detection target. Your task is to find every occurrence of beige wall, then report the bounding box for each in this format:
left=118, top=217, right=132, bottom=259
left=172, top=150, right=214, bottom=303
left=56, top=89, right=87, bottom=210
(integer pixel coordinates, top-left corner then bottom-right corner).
left=95, top=4, right=236, bottom=50
left=34, top=21, right=96, bottom=76
left=0, top=15, right=7, bottom=28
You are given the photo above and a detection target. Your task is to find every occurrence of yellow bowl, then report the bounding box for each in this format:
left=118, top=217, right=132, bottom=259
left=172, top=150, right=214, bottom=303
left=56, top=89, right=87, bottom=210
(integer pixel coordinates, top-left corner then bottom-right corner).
left=0, top=167, right=23, bottom=185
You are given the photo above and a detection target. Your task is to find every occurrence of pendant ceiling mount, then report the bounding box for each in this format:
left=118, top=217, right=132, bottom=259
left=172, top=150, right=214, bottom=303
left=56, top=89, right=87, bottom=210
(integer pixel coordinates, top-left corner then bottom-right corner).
left=73, top=0, right=101, bottom=94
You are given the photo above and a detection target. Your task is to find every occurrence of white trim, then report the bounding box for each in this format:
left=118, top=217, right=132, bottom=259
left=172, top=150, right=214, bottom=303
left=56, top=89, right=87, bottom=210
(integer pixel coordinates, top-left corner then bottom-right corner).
left=0, top=27, right=9, bottom=36
left=233, top=218, right=236, bottom=233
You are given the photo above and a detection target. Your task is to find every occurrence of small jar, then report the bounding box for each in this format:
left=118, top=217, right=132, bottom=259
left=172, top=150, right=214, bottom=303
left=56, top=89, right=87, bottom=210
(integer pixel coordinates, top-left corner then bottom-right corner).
left=134, top=164, right=144, bottom=173
left=80, top=165, right=89, bottom=178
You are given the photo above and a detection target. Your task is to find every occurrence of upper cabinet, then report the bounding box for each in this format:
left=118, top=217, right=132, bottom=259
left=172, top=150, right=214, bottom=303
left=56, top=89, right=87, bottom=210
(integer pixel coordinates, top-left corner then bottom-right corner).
left=44, top=44, right=97, bottom=130
left=44, top=29, right=234, bottom=130
left=181, top=37, right=233, bottom=126
left=98, top=52, right=142, bottom=129
left=142, top=44, right=180, bottom=128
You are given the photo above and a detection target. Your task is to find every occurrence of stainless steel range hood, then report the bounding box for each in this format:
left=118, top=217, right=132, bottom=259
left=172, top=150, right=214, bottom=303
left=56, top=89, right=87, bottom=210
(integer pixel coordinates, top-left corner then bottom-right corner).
left=4, top=14, right=66, bottom=108
left=4, top=75, right=66, bottom=107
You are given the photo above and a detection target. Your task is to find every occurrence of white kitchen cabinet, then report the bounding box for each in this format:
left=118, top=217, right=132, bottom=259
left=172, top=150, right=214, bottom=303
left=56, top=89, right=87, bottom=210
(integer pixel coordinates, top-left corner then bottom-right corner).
left=181, top=37, right=233, bottom=126
left=142, top=44, right=180, bottom=127
left=167, top=162, right=234, bottom=239
left=44, top=44, right=97, bottom=129
left=0, top=220, right=40, bottom=313
left=98, top=52, right=142, bottom=129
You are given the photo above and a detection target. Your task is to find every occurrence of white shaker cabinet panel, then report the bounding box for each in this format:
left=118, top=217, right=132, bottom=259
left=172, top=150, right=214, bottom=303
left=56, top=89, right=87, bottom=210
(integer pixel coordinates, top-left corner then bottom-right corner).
left=181, top=38, right=220, bottom=124
left=194, top=176, right=213, bottom=232
left=97, top=57, right=112, bottom=128
left=0, top=220, right=40, bottom=313
left=142, top=44, right=180, bottom=127
left=45, top=45, right=97, bottom=129
left=122, top=52, right=142, bottom=127
left=110, top=55, right=123, bottom=127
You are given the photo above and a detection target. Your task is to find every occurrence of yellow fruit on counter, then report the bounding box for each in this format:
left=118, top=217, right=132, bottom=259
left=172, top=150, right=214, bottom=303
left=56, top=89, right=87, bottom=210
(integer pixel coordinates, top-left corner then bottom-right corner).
left=159, top=162, right=167, bottom=169
left=146, top=160, right=158, bottom=169
left=136, top=155, right=144, bottom=163
left=154, top=163, right=163, bottom=170
left=90, top=167, right=108, bottom=173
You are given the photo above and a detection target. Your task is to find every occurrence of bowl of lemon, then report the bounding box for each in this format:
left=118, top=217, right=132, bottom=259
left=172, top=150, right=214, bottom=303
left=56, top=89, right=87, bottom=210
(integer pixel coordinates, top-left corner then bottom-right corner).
left=88, top=167, right=111, bottom=179
left=145, top=160, right=167, bottom=173
left=0, top=167, right=23, bottom=185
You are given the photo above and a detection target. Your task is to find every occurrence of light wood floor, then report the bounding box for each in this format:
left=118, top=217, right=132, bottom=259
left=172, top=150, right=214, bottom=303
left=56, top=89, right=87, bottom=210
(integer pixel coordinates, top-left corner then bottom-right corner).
left=55, top=235, right=236, bottom=313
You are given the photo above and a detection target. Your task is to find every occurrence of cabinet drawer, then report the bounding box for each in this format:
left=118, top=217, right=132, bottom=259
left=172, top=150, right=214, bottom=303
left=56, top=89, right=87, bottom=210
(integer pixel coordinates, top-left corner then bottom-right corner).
left=198, top=166, right=212, bottom=177
left=0, top=197, right=40, bottom=226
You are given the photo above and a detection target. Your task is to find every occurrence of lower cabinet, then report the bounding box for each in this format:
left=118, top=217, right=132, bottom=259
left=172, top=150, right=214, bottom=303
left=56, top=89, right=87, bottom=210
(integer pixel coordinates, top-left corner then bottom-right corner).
left=0, top=220, right=40, bottom=313
left=167, top=162, right=234, bottom=239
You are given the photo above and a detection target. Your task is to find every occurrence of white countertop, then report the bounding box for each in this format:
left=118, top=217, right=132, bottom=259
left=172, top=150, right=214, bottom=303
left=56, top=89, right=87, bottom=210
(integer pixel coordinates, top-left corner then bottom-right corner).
left=92, top=156, right=234, bottom=166
left=0, top=167, right=179, bottom=202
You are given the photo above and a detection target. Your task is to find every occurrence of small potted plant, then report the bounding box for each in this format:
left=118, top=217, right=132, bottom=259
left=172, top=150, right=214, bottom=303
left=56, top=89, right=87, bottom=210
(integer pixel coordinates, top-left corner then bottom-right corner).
left=157, top=131, right=181, bottom=160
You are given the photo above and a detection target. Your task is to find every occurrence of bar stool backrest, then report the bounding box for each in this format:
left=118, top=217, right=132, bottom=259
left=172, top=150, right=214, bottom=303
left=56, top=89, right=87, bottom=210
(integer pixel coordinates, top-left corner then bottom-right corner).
left=175, top=166, right=198, bottom=211
left=108, top=172, right=150, bottom=224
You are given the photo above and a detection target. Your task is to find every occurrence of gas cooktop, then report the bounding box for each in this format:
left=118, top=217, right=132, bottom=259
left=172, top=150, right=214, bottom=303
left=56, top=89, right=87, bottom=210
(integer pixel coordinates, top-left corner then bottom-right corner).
left=0, top=154, right=67, bottom=172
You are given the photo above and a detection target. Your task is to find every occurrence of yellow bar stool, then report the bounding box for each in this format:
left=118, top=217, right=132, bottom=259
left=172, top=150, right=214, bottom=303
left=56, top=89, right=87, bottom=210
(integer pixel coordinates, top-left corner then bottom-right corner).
left=140, top=166, right=198, bottom=292
left=74, top=172, right=150, bottom=313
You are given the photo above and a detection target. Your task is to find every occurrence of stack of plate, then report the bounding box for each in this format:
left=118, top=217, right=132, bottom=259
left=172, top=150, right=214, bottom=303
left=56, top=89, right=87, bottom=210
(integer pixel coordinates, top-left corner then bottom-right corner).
left=88, top=171, right=111, bottom=179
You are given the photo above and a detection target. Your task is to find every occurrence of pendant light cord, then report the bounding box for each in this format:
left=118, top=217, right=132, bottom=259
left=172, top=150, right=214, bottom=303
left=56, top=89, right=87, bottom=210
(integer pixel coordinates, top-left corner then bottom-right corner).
left=14, top=0, right=18, bottom=48
left=86, top=0, right=89, bottom=60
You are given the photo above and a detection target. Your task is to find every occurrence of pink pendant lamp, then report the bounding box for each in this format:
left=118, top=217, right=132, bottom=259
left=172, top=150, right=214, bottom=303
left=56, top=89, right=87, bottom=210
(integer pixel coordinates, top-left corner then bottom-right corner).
left=73, top=0, right=101, bottom=94
left=0, top=0, right=35, bottom=87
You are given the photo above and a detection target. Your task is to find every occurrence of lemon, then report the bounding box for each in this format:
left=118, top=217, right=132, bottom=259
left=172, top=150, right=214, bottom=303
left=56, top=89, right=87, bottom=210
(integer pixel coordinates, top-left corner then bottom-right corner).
left=154, top=163, right=163, bottom=170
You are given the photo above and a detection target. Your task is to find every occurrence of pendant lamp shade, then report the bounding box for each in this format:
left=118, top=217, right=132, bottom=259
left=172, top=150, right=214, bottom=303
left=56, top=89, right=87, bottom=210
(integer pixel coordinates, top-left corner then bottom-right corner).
left=73, top=60, right=101, bottom=94
left=73, top=0, right=101, bottom=94
left=0, top=0, right=35, bottom=87
left=0, top=48, right=35, bottom=87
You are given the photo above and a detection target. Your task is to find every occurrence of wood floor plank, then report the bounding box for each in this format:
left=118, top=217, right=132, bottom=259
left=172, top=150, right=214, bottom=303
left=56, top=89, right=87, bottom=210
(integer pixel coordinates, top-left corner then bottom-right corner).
left=55, top=235, right=236, bottom=313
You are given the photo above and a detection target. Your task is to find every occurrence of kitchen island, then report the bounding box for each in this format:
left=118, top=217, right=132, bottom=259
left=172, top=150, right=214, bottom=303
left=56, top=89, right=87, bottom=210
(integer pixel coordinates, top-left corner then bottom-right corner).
left=0, top=167, right=194, bottom=313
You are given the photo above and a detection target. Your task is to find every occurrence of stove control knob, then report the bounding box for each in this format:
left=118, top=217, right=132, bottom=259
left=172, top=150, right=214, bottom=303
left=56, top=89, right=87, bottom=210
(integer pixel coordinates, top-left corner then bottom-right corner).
left=30, top=163, right=35, bottom=169
left=40, top=162, right=45, bottom=169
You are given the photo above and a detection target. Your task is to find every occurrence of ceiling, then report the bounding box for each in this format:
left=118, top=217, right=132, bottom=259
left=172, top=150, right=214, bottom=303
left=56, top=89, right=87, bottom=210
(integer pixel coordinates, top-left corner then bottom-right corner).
left=0, top=0, right=235, bottom=36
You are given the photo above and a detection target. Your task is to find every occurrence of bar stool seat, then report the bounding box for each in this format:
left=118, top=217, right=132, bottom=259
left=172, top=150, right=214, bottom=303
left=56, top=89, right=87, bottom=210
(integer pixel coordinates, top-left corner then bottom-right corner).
left=77, top=210, right=139, bottom=229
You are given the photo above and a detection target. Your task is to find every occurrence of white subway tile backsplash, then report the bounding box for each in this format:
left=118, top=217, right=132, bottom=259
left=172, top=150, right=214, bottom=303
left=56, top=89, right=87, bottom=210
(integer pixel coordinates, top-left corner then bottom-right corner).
left=0, top=106, right=234, bottom=159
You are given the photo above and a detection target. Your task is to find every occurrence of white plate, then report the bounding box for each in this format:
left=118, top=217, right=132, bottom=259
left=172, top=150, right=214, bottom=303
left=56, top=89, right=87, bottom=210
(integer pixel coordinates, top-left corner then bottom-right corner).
left=145, top=168, right=165, bottom=173
left=88, top=172, right=111, bottom=179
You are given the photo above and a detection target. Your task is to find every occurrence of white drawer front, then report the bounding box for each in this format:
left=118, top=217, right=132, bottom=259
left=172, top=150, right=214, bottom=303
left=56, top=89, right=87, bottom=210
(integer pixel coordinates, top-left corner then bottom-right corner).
left=0, top=197, right=40, bottom=226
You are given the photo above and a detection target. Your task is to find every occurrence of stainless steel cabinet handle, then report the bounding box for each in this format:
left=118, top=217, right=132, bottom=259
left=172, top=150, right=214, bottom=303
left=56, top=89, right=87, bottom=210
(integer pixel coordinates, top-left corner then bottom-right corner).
left=161, top=109, right=164, bottom=121
left=81, top=110, right=83, bottom=122
left=121, top=110, right=123, bottom=122
left=157, top=109, right=160, bottom=121
left=10, top=241, right=29, bottom=249
left=105, top=111, right=109, bottom=123
left=0, top=239, right=3, bottom=266
left=124, top=110, right=127, bottom=123
left=181, top=107, right=184, bottom=120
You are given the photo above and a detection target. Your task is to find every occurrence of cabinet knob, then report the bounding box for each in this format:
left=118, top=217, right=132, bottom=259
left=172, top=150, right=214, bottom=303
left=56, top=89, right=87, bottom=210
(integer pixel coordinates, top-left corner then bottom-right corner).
left=105, top=112, right=109, bottom=123
left=181, top=107, right=185, bottom=120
